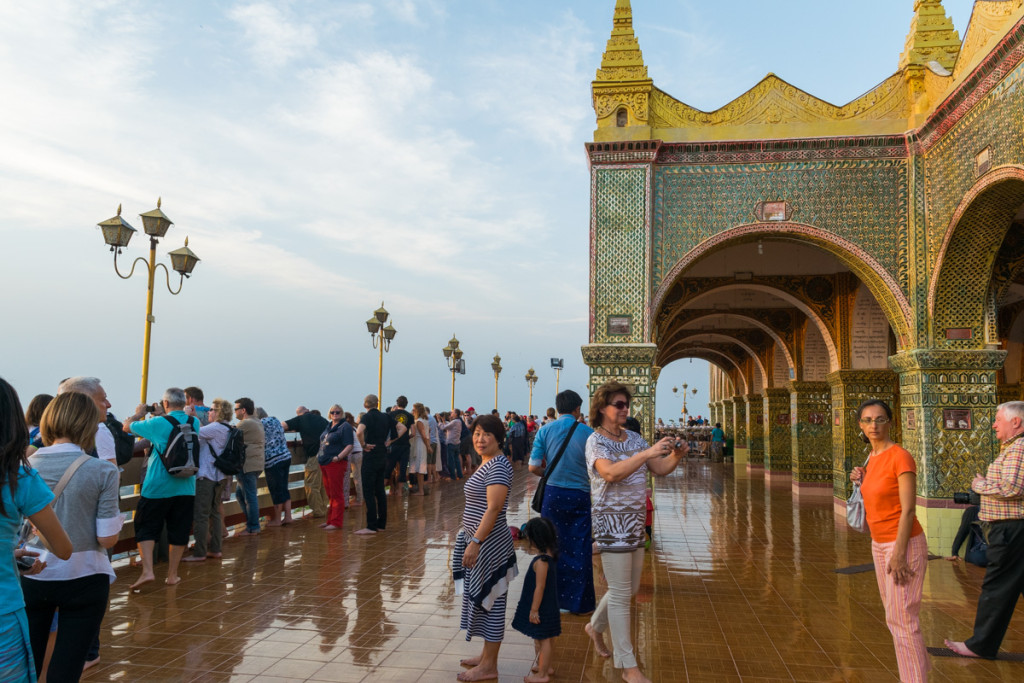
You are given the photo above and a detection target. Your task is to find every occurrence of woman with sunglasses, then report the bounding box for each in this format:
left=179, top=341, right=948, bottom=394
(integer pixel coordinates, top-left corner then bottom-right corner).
left=317, top=405, right=354, bottom=531
left=849, top=399, right=928, bottom=682
left=584, top=382, right=686, bottom=683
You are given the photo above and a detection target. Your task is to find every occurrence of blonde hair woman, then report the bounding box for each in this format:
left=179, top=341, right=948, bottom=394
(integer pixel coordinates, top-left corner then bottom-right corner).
left=409, top=403, right=429, bottom=496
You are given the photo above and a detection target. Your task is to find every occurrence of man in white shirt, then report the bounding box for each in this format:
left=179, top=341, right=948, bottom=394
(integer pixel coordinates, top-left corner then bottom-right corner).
left=58, top=376, right=117, bottom=464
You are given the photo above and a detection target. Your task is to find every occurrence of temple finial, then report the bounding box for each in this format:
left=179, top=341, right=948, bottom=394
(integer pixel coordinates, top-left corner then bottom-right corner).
left=596, top=0, right=648, bottom=82
left=899, top=0, right=961, bottom=71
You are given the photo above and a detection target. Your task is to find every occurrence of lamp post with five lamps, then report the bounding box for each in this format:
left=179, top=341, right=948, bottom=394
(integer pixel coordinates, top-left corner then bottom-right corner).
left=97, top=199, right=200, bottom=404
left=365, top=303, right=396, bottom=402
left=491, top=354, right=502, bottom=412
left=442, top=335, right=463, bottom=412
left=524, top=368, right=538, bottom=416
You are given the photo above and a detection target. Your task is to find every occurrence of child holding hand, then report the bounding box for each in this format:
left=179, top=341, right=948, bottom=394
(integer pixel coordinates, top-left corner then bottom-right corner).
left=512, top=517, right=561, bottom=683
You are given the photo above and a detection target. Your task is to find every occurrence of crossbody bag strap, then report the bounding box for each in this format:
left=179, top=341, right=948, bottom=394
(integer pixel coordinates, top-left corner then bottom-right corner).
left=51, top=454, right=93, bottom=501
left=540, top=421, right=580, bottom=487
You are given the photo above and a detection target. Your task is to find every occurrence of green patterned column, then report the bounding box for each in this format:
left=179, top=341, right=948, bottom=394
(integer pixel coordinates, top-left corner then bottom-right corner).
left=890, top=349, right=1005, bottom=551
left=762, top=388, right=792, bottom=477
left=581, top=344, right=658, bottom=443
left=745, top=393, right=764, bottom=467
left=721, top=397, right=735, bottom=441
left=789, top=381, right=832, bottom=495
left=731, top=395, right=747, bottom=448
left=827, top=370, right=899, bottom=501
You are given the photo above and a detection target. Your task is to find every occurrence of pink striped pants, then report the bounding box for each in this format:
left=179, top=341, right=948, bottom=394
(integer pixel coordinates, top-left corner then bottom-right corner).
left=871, top=533, right=930, bottom=682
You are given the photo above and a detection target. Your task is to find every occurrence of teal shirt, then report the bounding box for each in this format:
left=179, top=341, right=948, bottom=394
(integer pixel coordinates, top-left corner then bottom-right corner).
left=130, top=410, right=199, bottom=499
left=2, top=467, right=54, bottom=615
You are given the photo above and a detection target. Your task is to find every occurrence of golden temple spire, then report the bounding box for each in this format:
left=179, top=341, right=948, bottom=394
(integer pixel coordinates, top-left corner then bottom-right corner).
left=596, top=0, right=649, bottom=82
left=899, top=0, right=962, bottom=71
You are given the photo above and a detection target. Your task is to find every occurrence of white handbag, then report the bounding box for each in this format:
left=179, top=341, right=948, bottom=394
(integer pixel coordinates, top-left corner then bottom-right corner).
left=846, top=454, right=871, bottom=533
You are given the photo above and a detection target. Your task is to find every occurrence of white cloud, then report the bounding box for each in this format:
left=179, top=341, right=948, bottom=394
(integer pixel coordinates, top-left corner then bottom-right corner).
left=228, top=2, right=318, bottom=69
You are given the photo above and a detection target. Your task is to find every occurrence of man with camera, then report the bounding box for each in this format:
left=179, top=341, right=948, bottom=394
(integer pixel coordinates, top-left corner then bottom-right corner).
left=945, top=401, right=1024, bottom=659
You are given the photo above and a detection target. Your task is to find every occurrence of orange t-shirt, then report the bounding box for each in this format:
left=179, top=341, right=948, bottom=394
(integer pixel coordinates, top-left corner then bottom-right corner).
left=860, top=444, right=924, bottom=543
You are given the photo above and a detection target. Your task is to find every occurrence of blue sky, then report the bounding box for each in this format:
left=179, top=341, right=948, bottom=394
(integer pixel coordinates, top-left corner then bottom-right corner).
left=0, top=1, right=975, bottom=422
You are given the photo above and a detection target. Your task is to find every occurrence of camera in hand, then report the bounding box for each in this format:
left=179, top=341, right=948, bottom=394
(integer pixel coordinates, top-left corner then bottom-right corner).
left=953, top=492, right=981, bottom=506
left=16, top=555, right=36, bottom=571
left=145, top=404, right=157, bottom=413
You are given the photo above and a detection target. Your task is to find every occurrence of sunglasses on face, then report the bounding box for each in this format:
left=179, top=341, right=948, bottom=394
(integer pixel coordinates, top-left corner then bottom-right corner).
left=608, top=400, right=629, bottom=410
left=329, top=411, right=341, bottom=415
left=859, top=417, right=889, bottom=425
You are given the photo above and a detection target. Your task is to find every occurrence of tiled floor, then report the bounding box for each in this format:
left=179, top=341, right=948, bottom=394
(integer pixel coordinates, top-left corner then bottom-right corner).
left=85, top=460, right=1023, bottom=682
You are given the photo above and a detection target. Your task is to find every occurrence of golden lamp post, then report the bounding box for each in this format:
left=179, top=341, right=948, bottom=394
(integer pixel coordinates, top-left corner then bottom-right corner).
left=442, top=335, right=463, bottom=412
left=97, top=199, right=200, bottom=404
left=491, top=354, right=502, bottom=412
left=524, top=367, right=538, bottom=416
left=365, top=303, right=397, bottom=402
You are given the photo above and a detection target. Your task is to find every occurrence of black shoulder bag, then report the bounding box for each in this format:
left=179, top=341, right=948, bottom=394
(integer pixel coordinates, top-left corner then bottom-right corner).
left=531, top=421, right=580, bottom=514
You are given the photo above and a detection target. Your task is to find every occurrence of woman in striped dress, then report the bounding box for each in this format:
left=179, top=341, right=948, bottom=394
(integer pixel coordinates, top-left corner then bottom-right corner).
left=452, top=414, right=518, bottom=682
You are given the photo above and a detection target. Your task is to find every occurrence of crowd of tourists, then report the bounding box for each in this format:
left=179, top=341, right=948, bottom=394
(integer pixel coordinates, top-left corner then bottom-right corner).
left=2, top=373, right=1023, bottom=683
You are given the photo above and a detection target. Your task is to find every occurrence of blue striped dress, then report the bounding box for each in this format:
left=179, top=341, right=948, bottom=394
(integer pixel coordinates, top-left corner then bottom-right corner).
left=454, top=454, right=518, bottom=642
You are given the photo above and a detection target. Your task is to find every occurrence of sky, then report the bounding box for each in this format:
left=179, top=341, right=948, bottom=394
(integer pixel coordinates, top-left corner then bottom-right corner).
left=0, top=0, right=976, bottom=423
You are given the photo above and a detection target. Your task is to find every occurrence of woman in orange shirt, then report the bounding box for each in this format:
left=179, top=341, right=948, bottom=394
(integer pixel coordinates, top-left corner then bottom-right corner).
left=850, top=399, right=929, bottom=682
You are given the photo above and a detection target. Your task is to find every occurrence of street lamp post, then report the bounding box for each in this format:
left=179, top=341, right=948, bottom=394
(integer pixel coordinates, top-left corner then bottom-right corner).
left=366, top=303, right=396, bottom=401
left=524, top=367, right=538, bottom=416
left=491, top=354, right=502, bottom=412
left=681, top=382, right=690, bottom=416
left=442, top=335, right=463, bottom=412
left=98, top=199, right=200, bottom=404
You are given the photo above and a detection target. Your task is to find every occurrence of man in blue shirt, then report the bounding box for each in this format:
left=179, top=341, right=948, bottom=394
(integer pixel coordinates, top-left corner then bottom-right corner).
left=123, top=387, right=199, bottom=591
left=529, top=390, right=595, bottom=614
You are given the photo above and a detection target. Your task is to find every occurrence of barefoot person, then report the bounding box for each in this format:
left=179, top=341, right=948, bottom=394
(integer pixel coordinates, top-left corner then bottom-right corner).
left=453, top=415, right=518, bottom=682
left=123, top=388, right=201, bottom=590
left=511, top=517, right=561, bottom=683
left=584, top=382, right=686, bottom=683
left=851, top=399, right=929, bottom=682
left=945, top=401, right=1024, bottom=660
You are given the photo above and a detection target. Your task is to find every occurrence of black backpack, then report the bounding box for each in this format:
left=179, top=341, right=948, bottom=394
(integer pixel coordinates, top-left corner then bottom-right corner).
left=105, top=413, right=136, bottom=466
left=160, top=415, right=200, bottom=478
left=213, top=421, right=247, bottom=476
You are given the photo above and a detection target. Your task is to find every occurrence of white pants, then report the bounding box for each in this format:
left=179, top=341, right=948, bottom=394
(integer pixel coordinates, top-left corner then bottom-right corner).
left=590, top=548, right=644, bottom=669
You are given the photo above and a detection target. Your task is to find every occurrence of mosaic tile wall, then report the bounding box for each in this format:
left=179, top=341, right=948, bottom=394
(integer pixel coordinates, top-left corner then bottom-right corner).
left=746, top=394, right=764, bottom=465
left=789, top=381, right=833, bottom=484
left=593, top=167, right=648, bottom=344
left=891, top=350, right=1004, bottom=498
left=762, top=389, right=792, bottom=472
left=651, top=161, right=909, bottom=298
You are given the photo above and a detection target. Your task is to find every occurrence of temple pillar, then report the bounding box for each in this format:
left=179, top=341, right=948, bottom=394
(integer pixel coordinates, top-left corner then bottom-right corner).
left=582, top=344, right=658, bottom=442
left=732, top=395, right=748, bottom=465
left=890, top=349, right=1006, bottom=552
left=745, top=393, right=764, bottom=468
left=827, top=370, right=900, bottom=512
left=722, top=396, right=735, bottom=438
left=788, top=381, right=832, bottom=497
left=762, top=388, right=792, bottom=480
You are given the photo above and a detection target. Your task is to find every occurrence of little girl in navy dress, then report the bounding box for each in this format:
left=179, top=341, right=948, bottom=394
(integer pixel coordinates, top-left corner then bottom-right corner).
left=512, top=517, right=561, bottom=683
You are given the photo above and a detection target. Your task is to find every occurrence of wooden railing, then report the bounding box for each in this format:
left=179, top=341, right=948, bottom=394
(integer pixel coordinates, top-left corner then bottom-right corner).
left=111, top=439, right=310, bottom=555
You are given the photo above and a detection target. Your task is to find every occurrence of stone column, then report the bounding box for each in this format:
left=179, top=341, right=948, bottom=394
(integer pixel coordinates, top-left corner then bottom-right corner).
left=710, top=401, right=720, bottom=425
left=788, top=381, right=832, bottom=497
left=721, top=397, right=735, bottom=435
left=745, top=393, right=764, bottom=468
left=827, top=370, right=899, bottom=511
left=890, top=349, right=1005, bottom=552
left=762, top=388, right=792, bottom=479
left=732, top=395, right=747, bottom=464
left=582, top=344, right=658, bottom=442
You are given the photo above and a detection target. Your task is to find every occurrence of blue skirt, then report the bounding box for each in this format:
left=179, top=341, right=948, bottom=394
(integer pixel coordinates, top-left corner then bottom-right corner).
left=0, top=609, right=36, bottom=683
left=540, top=484, right=596, bottom=614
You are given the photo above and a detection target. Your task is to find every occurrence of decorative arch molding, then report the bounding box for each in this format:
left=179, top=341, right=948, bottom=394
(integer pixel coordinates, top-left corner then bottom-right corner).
left=663, top=346, right=749, bottom=395
left=670, top=311, right=797, bottom=372
left=659, top=332, right=768, bottom=389
left=680, top=284, right=840, bottom=373
left=929, top=166, right=1024, bottom=347
left=651, top=222, right=912, bottom=347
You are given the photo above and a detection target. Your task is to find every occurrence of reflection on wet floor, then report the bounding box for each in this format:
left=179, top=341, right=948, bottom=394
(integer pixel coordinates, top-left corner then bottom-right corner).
left=88, top=460, right=1022, bottom=682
